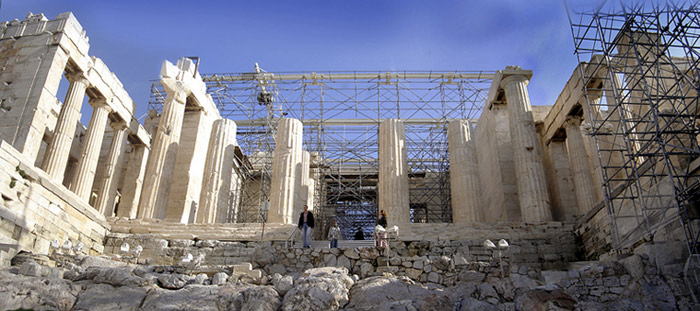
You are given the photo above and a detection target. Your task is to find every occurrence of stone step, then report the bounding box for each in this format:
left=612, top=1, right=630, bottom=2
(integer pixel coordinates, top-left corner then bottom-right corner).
left=0, top=243, right=18, bottom=251
left=291, top=240, right=377, bottom=249
left=292, top=240, right=331, bottom=248
left=566, top=261, right=595, bottom=270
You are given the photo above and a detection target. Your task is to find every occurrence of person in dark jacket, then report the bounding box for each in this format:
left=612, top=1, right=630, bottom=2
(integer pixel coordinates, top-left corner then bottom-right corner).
left=378, top=210, right=388, bottom=228
left=298, top=205, right=314, bottom=248
left=354, top=227, right=364, bottom=240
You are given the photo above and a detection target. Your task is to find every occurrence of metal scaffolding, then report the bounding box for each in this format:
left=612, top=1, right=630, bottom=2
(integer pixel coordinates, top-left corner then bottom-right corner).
left=568, top=0, right=700, bottom=286
left=150, top=70, right=493, bottom=238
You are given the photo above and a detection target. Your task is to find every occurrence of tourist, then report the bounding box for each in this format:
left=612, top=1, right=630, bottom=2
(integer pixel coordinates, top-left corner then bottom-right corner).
left=378, top=210, right=388, bottom=228
left=328, top=220, right=341, bottom=248
left=374, top=224, right=388, bottom=248
left=297, top=205, right=314, bottom=248
left=354, top=227, right=364, bottom=240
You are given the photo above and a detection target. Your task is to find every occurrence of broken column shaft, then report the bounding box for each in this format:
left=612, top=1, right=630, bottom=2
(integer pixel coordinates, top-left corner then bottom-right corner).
left=448, top=119, right=482, bottom=223
left=378, top=119, right=410, bottom=225
left=198, top=118, right=238, bottom=224
left=268, top=118, right=303, bottom=224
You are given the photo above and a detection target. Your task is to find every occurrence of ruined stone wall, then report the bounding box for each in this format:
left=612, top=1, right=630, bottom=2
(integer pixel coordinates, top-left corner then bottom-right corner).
left=103, top=221, right=580, bottom=272
left=0, top=141, right=108, bottom=266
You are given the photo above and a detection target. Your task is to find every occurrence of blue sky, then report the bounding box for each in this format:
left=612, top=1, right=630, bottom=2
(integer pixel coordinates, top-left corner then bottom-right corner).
left=2, top=0, right=589, bottom=121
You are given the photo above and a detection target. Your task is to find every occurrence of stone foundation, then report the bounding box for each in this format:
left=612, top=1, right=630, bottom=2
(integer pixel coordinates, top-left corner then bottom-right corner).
left=0, top=141, right=108, bottom=266
left=103, top=221, right=580, bottom=272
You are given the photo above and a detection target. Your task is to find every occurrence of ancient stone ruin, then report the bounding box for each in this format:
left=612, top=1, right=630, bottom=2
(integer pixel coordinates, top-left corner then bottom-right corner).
left=0, top=6, right=699, bottom=311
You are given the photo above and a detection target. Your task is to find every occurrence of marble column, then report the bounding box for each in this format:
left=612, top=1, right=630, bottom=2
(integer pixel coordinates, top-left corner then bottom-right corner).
left=294, top=151, right=311, bottom=218
left=138, top=90, right=187, bottom=219
left=268, top=118, right=303, bottom=224
left=197, top=119, right=238, bottom=224
left=501, top=74, right=552, bottom=222
left=378, top=119, right=411, bottom=225
left=117, top=143, right=149, bottom=219
left=563, top=116, right=598, bottom=215
left=70, top=99, right=111, bottom=200
left=95, top=121, right=128, bottom=217
left=447, top=120, right=482, bottom=223
left=43, top=72, right=89, bottom=182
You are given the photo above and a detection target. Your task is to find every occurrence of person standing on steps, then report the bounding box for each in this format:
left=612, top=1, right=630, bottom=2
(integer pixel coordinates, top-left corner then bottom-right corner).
left=378, top=210, right=388, bottom=228
left=354, top=227, right=364, bottom=240
left=298, top=205, right=314, bottom=248
left=328, top=220, right=341, bottom=248
left=376, top=210, right=388, bottom=248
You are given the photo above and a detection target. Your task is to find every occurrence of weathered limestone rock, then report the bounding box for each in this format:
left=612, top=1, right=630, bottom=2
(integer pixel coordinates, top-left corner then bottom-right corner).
left=378, top=119, right=410, bottom=225
left=70, top=99, right=111, bottom=200
left=564, top=116, right=597, bottom=215
left=218, top=284, right=282, bottom=311
left=269, top=118, right=303, bottom=224
left=448, top=119, right=482, bottom=222
left=194, top=273, right=208, bottom=285
left=157, top=273, right=191, bottom=290
left=514, top=285, right=576, bottom=311
left=272, top=273, right=294, bottom=296
left=0, top=270, right=79, bottom=311
left=282, top=267, right=354, bottom=311
left=212, top=272, right=229, bottom=285
left=140, top=285, right=221, bottom=310
left=197, top=118, right=238, bottom=223
left=43, top=72, right=89, bottom=182
left=500, top=69, right=552, bottom=222
left=18, top=261, right=44, bottom=277
left=80, top=255, right=128, bottom=269
left=72, top=283, right=148, bottom=311
left=345, top=276, right=433, bottom=311
left=95, top=121, right=128, bottom=216
left=91, top=266, right=153, bottom=287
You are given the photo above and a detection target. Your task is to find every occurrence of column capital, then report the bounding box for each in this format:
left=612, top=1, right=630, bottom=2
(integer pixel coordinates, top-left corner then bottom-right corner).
left=109, top=119, right=128, bottom=131
left=564, top=115, right=582, bottom=128
left=64, top=71, right=89, bottom=85
left=88, top=97, right=113, bottom=110
left=500, top=74, right=530, bottom=89
left=167, top=90, right=188, bottom=105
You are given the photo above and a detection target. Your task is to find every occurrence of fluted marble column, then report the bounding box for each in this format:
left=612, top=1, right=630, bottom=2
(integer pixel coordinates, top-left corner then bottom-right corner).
left=43, top=72, right=89, bottom=182
left=294, top=151, right=311, bottom=218
left=268, top=118, right=303, bottom=224
left=379, top=119, right=410, bottom=225
left=70, top=99, right=111, bottom=200
left=448, top=120, right=482, bottom=223
left=117, top=143, right=149, bottom=219
left=197, top=119, right=238, bottom=224
left=138, top=90, right=187, bottom=219
left=501, top=74, right=552, bottom=222
left=95, top=121, right=128, bottom=217
left=564, top=116, right=598, bottom=215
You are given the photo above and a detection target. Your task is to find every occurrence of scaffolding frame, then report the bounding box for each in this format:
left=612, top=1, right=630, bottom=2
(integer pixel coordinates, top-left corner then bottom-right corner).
left=149, top=70, right=492, bottom=238
left=569, top=1, right=700, bottom=256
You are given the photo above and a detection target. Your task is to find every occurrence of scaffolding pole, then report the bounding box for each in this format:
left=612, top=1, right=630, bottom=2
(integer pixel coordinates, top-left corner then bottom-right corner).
left=569, top=1, right=700, bottom=301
